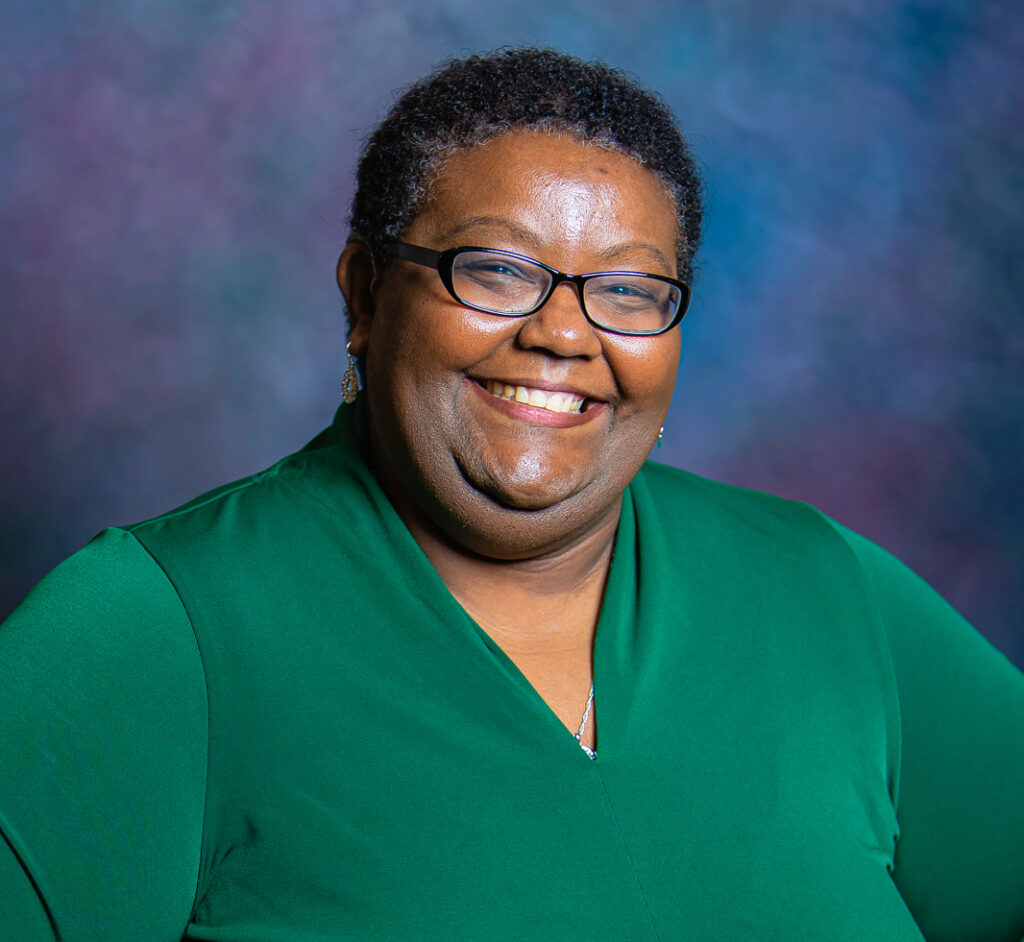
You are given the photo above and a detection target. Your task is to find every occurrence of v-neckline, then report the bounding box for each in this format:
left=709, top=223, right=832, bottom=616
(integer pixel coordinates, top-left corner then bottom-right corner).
left=326, top=402, right=639, bottom=764
left=414, top=491, right=638, bottom=765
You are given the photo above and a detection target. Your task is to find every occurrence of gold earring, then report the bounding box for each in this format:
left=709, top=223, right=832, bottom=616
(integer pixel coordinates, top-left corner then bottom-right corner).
left=657, top=426, right=664, bottom=448
left=341, top=342, right=360, bottom=404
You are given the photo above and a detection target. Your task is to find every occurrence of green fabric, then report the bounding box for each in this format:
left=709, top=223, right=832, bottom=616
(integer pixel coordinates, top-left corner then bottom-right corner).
left=3, top=404, right=1023, bottom=941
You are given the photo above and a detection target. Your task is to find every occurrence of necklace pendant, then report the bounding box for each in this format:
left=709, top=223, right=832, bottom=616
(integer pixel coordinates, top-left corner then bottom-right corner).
left=575, top=683, right=596, bottom=759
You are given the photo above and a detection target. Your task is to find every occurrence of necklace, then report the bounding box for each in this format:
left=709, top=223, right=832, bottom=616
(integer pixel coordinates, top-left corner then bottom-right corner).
left=574, top=684, right=596, bottom=759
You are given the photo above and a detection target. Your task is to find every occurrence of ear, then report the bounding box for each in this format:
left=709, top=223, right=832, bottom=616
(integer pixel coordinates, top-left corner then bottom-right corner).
left=336, top=241, right=377, bottom=358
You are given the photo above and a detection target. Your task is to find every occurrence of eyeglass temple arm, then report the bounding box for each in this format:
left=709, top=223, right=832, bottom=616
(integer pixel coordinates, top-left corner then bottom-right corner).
left=387, top=242, right=441, bottom=268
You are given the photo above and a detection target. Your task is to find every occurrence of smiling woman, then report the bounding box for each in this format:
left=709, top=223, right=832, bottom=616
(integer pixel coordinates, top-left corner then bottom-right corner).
left=2, top=47, right=1023, bottom=942
left=342, top=132, right=682, bottom=544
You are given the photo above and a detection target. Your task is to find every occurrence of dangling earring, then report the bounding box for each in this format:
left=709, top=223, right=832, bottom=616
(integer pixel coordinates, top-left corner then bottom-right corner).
left=341, top=342, right=360, bottom=404
left=657, top=426, right=664, bottom=448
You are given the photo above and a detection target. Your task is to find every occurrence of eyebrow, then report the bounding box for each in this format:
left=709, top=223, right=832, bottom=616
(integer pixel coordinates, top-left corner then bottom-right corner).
left=434, top=215, right=674, bottom=273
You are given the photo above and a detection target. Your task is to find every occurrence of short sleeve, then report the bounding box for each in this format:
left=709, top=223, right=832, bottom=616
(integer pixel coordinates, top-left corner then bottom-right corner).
left=0, top=528, right=208, bottom=942
left=839, top=524, right=1024, bottom=942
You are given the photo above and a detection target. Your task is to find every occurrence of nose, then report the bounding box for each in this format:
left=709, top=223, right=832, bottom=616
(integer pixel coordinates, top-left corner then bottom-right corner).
left=515, top=281, right=603, bottom=359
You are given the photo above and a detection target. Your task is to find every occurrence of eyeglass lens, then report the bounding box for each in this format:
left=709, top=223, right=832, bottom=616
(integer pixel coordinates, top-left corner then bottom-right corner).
left=451, top=250, right=681, bottom=334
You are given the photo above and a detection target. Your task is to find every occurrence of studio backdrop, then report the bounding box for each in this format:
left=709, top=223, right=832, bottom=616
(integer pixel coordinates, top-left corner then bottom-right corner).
left=2, top=0, right=1021, bottom=665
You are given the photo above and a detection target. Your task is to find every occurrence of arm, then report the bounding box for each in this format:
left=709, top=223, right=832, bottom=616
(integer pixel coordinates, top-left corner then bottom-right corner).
left=0, top=529, right=208, bottom=941
left=841, top=525, right=1024, bottom=942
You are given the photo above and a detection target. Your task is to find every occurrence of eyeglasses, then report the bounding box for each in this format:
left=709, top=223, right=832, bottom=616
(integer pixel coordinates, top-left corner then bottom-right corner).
left=387, top=242, right=690, bottom=336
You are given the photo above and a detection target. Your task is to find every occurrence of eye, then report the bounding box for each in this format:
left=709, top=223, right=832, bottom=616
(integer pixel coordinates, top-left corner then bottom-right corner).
left=592, top=278, right=660, bottom=310
left=456, top=255, right=532, bottom=284
left=473, top=260, right=527, bottom=278
left=603, top=282, right=656, bottom=300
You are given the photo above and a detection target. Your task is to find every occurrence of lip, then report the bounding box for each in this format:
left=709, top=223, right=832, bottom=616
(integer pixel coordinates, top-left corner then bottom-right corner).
left=465, top=377, right=608, bottom=428
left=472, top=374, right=602, bottom=400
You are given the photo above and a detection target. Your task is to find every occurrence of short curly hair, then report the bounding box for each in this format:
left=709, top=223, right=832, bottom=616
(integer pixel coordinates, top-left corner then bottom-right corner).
left=348, top=47, right=703, bottom=285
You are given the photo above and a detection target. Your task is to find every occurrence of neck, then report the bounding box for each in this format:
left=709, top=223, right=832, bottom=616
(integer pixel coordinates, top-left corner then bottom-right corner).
left=414, top=506, right=618, bottom=653
left=368, top=438, right=620, bottom=651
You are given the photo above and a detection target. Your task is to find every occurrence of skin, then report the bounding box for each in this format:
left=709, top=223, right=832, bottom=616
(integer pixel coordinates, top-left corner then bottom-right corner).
left=337, top=130, right=682, bottom=743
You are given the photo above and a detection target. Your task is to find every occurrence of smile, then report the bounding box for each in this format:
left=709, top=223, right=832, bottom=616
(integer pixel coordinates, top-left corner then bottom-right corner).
left=484, top=381, right=586, bottom=415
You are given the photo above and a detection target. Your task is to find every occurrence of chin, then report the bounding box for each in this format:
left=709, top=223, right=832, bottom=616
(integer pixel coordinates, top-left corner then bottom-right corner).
left=458, top=457, right=587, bottom=513
left=420, top=464, right=599, bottom=558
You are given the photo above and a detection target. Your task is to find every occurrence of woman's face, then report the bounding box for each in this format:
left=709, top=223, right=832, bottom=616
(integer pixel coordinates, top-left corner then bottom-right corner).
left=345, top=130, right=682, bottom=558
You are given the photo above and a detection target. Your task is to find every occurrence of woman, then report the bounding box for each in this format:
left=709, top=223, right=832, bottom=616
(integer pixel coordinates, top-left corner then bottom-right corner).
left=2, top=48, right=1023, bottom=941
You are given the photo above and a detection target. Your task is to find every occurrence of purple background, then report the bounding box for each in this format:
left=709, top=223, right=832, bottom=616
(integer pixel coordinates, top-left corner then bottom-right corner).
left=2, top=1, right=1022, bottom=665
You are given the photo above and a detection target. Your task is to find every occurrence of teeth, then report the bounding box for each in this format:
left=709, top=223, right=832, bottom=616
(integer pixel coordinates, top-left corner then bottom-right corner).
left=485, top=381, right=585, bottom=415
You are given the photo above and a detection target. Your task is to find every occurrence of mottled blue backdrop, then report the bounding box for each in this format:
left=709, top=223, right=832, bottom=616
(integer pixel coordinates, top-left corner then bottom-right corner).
left=2, top=0, right=1021, bottom=664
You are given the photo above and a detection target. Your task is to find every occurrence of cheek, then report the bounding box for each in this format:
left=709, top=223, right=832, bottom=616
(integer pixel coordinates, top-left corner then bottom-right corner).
left=607, top=334, right=681, bottom=408
left=371, top=287, right=516, bottom=379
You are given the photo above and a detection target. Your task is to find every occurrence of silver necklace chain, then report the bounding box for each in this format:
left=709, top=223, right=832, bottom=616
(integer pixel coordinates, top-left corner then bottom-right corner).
left=574, top=684, right=596, bottom=760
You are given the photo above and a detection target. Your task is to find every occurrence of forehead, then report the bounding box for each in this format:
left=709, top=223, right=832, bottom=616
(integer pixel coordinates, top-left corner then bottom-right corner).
left=409, top=130, right=679, bottom=263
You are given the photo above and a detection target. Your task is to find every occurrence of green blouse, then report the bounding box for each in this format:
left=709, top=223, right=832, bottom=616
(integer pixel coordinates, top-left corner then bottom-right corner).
left=3, top=404, right=1023, bottom=941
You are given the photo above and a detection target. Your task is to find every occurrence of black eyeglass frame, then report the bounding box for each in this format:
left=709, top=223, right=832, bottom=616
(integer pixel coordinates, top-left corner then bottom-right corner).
left=386, top=242, right=691, bottom=337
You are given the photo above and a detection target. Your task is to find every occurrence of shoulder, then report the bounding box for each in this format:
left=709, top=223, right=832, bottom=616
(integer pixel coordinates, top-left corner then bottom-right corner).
left=1, top=419, right=362, bottom=698
left=626, top=462, right=901, bottom=712
left=1, top=532, right=209, bottom=941
left=635, top=459, right=828, bottom=525
left=119, top=415, right=387, bottom=573
left=1, top=528, right=208, bottom=752
left=5, top=526, right=196, bottom=652
left=125, top=431, right=342, bottom=541
left=627, top=460, right=1023, bottom=690
left=631, top=459, right=857, bottom=562
left=631, top=460, right=1015, bottom=652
